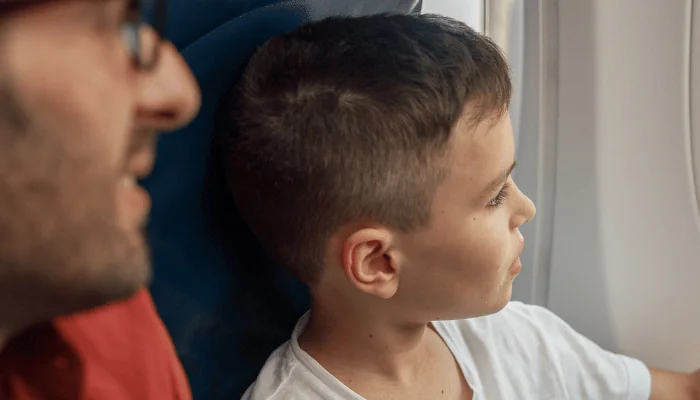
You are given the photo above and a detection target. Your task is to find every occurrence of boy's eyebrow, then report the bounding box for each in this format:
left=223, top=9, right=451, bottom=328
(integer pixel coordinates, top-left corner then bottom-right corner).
left=484, top=161, right=517, bottom=193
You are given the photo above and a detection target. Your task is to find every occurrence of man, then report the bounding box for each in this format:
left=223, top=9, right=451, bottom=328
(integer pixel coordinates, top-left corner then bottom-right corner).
left=0, top=0, right=200, bottom=398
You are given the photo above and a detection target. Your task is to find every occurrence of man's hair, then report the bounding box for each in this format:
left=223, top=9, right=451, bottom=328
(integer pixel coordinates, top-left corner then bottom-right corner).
left=221, top=13, right=511, bottom=284
left=0, top=0, right=53, bottom=14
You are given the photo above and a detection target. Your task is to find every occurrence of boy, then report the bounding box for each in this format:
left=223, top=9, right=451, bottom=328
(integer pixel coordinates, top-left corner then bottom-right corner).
left=223, top=13, right=699, bottom=400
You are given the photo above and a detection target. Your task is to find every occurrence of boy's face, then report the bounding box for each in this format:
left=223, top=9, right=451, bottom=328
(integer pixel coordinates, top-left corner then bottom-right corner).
left=392, top=111, right=536, bottom=321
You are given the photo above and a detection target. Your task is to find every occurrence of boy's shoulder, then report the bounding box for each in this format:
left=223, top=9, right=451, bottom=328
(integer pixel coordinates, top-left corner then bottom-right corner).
left=241, top=313, right=350, bottom=400
left=241, top=303, right=558, bottom=400
left=244, top=303, right=651, bottom=400
left=242, top=337, right=357, bottom=400
left=241, top=342, right=299, bottom=400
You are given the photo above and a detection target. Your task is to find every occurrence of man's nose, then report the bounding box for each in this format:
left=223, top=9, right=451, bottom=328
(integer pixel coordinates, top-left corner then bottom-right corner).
left=135, top=38, right=201, bottom=132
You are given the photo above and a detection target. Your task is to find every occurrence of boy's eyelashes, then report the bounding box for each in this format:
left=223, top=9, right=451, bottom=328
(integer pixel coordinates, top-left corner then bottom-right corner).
left=488, top=181, right=511, bottom=209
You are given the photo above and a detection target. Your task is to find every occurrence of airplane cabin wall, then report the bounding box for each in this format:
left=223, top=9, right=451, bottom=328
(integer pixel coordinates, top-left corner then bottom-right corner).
left=549, top=0, right=700, bottom=371
left=693, top=1, right=700, bottom=216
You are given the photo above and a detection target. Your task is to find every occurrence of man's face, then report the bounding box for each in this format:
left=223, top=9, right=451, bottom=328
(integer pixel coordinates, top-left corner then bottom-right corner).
left=394, top=111, right=536, bottom=321
left=0, top=0, right=200, bottom=322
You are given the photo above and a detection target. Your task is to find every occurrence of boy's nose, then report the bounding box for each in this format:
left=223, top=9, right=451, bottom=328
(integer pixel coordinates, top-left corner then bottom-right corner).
left=512, top=189, right=537, bottom=229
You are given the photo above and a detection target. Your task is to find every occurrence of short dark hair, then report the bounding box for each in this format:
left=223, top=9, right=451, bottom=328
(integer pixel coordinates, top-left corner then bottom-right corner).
left=221, top=13, right=511, bottom=284
left=0, top=0, right=56, bottom=14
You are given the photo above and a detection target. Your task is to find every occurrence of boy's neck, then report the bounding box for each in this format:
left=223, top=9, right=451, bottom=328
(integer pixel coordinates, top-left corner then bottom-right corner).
left=298, top=297, right=437, bottom=384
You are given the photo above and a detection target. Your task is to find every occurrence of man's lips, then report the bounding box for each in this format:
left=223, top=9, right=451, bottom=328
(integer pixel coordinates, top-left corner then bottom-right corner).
left=126, top=148, right=156, bottom=180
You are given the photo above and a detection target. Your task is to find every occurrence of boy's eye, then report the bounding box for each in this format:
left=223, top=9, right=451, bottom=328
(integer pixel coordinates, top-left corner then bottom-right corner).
left=488, top=182, right=510, bottom=208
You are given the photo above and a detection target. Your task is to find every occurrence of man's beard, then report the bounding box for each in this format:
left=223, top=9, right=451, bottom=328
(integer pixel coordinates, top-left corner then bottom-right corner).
left=0, top=78, right=151, bottom=335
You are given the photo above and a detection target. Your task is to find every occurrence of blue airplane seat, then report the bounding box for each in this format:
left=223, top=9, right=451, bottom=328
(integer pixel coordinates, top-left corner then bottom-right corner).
left=140, top=0, right=421, bottom=398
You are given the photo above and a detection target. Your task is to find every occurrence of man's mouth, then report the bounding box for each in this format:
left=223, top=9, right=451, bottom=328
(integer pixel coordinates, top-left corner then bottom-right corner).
left=121, top=175, right=139, bottom=189
left=125, top=133, right=158, bottom=178
left=117, top=145, right=156, bottom=227
left=117, top=172, right=152, bottom=229
left=125, top=147, right=156, bottom=180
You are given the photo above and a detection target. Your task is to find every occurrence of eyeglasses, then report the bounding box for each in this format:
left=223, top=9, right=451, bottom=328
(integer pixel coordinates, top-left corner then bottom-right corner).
left=122, top=0, right=168, bottom=71
left=0, top=0, right=168, bottom=71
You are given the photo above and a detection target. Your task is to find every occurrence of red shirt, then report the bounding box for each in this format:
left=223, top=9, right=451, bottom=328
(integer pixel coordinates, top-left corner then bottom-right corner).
left=0, top=289, right=191, bottom=400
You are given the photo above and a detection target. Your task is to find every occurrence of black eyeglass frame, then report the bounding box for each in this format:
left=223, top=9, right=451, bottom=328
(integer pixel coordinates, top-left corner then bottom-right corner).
left=124, top=0, right=168, bottom=71
left=0, top=0, right=168, bottom=71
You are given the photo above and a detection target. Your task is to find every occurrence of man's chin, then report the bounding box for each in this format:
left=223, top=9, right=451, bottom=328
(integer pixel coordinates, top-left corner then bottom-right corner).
left=110, top=256, right=152, bottom=297
left=71, top=263, right=150, bottom=315
left=82, top=241, right=152, bottom=310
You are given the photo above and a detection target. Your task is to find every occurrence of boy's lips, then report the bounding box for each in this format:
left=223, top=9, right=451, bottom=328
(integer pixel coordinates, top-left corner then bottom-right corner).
left=509, top=256, right=523, bottom=273
left=509, top=235, right=525, bottom=273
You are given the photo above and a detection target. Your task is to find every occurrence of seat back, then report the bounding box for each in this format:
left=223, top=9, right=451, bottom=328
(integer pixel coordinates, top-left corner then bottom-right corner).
left=141, top=1, right=421, bottom=398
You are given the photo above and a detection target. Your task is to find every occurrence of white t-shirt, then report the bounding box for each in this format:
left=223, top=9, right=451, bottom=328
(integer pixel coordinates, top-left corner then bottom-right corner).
left=242, top=301, right=652, bottom=400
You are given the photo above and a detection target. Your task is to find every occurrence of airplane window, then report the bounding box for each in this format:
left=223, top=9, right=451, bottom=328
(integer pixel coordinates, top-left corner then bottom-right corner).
left=484, top=0, right=524, bottom=149
left=421, top=0, right=524, bottom=149
left=420, top=0, right=485, bottom=33
left=692, top=2, right=700, bottom=221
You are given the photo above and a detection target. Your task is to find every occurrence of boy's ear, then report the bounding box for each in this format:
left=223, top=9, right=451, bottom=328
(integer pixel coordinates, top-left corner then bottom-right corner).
left=341, top=228, right=400, bottom=299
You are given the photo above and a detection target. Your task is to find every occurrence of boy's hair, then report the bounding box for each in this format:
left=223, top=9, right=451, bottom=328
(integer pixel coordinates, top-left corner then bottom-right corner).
left=222, top=14, right=511, bottom=284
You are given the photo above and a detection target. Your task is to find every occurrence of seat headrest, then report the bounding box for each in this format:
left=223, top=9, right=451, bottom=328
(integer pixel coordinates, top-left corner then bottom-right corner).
left=141, top=0, right=420, bottom=398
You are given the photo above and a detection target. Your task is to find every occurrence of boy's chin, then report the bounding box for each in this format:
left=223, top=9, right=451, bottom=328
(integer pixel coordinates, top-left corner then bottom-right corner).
left=432, top=302, right=511, bottom=322
left=448, top=288, right=514, bottom=321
